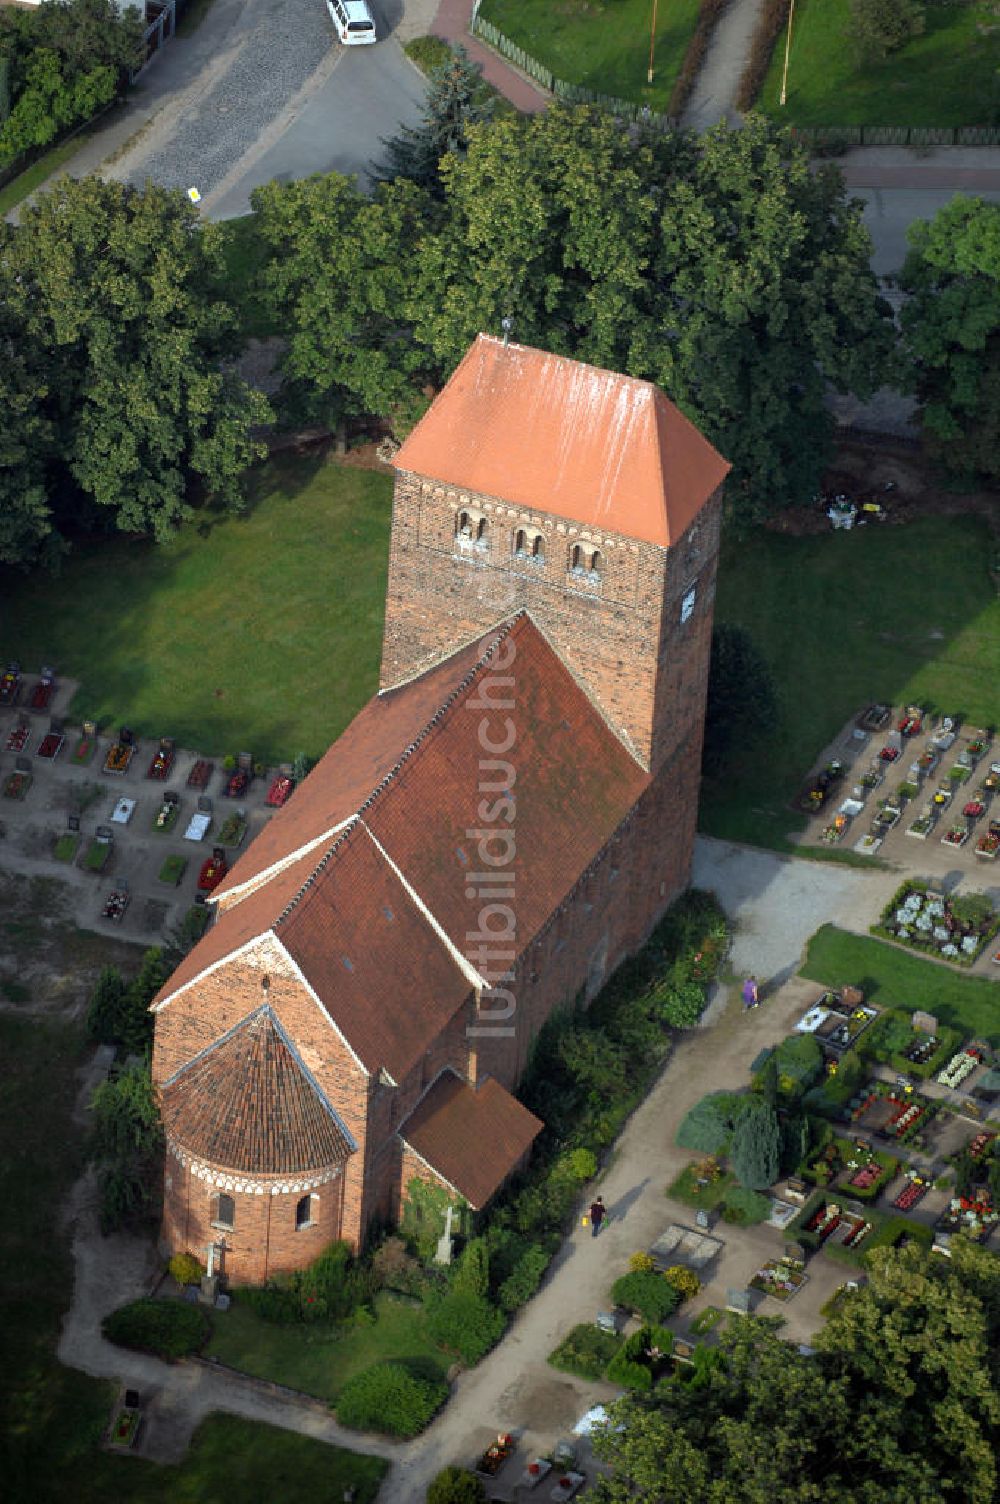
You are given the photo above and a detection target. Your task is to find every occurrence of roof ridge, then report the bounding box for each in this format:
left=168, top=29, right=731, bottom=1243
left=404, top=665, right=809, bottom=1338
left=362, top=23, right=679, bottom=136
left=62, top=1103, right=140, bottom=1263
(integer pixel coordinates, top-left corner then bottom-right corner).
left=356, top=613, right=525, bottom=821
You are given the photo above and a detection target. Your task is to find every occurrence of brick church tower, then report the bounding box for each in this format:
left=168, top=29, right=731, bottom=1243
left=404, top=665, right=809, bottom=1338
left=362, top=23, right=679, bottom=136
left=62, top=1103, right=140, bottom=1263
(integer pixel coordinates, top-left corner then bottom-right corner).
left=383, top=334, right=729, bottom=946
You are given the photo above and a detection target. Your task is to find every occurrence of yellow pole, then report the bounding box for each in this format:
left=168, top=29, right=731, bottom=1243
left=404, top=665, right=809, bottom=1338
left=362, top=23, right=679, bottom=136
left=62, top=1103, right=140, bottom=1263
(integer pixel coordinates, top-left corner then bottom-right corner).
left=647, top=0, right=658, bottom=85
left=779, top=0, right=796, bottom=107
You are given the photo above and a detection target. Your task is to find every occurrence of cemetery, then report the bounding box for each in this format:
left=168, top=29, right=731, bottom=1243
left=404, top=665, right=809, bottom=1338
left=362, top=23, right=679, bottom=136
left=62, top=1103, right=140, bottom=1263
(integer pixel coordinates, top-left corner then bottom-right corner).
left=0, top=667, right=301, bottom=944
left=797, top=706, right=999, bottom=871
left=664, top=967, right=1000, bottom=1327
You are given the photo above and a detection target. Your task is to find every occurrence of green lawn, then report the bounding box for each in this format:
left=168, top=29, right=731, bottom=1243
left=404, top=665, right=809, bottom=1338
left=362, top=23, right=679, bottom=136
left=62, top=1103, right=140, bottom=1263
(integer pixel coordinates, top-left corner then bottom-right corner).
left=478, top=0, right=702, bottom=112
left=801, top=925, right=1000, bottom=1044
left=0, top=455, right=393, bottom=767
left=667, top=1163, right=735, bottom=1210
left=206, top=1291, right=449, bottom=1405
left=0, top=1012, right=386, bottom=1504
left=758, top=0, right=1000, bottom=127
left=704, top=514, right=1000, bottom=851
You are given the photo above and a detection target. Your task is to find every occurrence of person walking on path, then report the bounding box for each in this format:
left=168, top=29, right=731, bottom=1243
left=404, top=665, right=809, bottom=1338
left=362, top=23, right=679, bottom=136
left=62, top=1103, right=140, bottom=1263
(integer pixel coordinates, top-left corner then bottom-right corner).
left=742, top=976, right=760, bottom=1010
left=589, top=1196, right=606, bottom=1237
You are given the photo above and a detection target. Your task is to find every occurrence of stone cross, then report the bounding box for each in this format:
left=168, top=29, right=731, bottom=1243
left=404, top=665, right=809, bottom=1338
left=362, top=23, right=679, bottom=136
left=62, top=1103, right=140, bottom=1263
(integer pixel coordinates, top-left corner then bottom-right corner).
left=433, top=1205, right=455, bottom=1265
left=205, top=1242, right=216, bottom=1279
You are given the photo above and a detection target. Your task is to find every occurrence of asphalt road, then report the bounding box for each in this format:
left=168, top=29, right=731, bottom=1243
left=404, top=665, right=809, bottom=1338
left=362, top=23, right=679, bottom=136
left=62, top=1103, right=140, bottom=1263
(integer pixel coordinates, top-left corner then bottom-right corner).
left=856, top=185, right=1000, bottom=277
left=107, top=0, right=426, bottom=219
left=207, top=30, right=427, bottom=218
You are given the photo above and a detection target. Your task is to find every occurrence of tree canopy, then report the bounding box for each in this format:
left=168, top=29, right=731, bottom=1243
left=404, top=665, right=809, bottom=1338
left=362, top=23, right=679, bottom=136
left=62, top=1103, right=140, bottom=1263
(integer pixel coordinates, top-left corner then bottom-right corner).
left=899, top=195, right=1000, bottom=487
left=0, top=0, right=142, bottom=164
left=593, top=1242, right=1000, bottom=1502
left=0, top=176, right=270, bottom=565
left=254, top=108, right=893, bottom=524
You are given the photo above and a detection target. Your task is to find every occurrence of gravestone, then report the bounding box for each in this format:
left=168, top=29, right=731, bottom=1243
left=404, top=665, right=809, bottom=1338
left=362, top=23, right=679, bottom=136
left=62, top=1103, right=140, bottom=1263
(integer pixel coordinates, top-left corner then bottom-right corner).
left=726, top=1288, right=751, bottom=1315
left=695, top=1209, right=710, bottom=1230
left=913, top=1010, right=938, bottom=1035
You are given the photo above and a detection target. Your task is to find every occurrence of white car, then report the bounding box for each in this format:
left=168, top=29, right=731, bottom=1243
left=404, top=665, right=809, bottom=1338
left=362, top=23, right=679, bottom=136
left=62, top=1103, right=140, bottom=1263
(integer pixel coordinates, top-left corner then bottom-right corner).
left=326, top=0, right=377, bottom=44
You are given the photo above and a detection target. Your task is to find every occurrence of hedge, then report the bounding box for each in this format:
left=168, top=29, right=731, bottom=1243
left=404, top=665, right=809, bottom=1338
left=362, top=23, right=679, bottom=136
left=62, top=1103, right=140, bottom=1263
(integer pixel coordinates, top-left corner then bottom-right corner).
left=102, top=1298, right=210, bottom=1359
left=606, top=1324, right=674, bottom=1390
left=335, top=1362, right=448, bottom=1438
left=735, top=0, right=790, bottom=112
left=611, top=1271, right=680, bottom=1323
left=427, top=1290, right=505, bottom=1364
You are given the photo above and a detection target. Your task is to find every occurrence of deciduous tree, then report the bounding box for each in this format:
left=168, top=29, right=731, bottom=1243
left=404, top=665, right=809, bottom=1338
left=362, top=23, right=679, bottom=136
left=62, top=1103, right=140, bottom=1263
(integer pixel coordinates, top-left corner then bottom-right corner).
left=849, top=0, right=925, bottom=63
left=0, top=178, right=269, bottom=556
left=898, top=195, right=1000, bottom=486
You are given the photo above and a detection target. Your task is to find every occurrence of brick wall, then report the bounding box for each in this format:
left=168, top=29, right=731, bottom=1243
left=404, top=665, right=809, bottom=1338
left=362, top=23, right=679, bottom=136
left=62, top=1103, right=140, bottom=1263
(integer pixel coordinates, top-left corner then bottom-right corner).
left=162, top=1148, right=346, bottom=1286
left=381, top=474, right=722, bottom=776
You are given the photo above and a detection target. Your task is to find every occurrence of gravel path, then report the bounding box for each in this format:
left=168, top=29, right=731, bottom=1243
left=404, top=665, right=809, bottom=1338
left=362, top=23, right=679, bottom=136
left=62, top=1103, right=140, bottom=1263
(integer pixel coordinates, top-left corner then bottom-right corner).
left=116, top=0, right=333, bottom=198
left=681, top=0, right=766, bottom=132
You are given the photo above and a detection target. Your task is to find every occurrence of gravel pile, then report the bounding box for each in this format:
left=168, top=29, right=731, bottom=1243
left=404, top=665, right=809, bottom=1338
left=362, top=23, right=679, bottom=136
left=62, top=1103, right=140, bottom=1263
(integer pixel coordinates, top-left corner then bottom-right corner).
left=127, top=0, right=333, bottom=197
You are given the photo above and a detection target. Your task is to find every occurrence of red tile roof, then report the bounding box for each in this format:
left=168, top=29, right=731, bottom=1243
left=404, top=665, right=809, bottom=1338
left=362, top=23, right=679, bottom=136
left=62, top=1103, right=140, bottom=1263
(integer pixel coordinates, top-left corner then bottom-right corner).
left=364, top=615, right=649, bottom=953
left=393, top=335, right=730, bottom=547
left=399, top=1071, right=542, bottom=1209
left=160, top=1006, right=355, bottom=1175
left=155, top=615, right=648, bottom=1081
left=213, top=635, right=487, bottom=904
left=274, top=823, right=474, bottom=1082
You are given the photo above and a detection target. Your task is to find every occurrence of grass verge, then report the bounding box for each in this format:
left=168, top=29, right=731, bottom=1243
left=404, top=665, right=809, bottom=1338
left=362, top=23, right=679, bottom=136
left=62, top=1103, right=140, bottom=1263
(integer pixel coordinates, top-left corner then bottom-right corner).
left=704, top=514, right=1000, bottom=851
left=667, top=1164, right=735, bottom=1210
left=478, top=0, right=702, bottom=113
left=800, top=924, right=1000, bottom=1045
left=757, top=0, right=1000, bottom=126
left=205, top=1291, right=449, bottom=1404
left=0, top=454, right=393, bottom=766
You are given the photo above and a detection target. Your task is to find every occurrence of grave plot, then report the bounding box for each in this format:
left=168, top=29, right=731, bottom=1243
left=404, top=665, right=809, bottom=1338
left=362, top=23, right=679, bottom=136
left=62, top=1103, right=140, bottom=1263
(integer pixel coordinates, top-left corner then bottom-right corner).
left=872, top=881, right=1000, bottom=967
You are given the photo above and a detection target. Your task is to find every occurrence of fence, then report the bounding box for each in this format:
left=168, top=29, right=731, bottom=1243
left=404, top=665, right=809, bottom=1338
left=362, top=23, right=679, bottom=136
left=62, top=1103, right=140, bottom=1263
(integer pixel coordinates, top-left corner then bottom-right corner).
left=791, top=124, right=1000, bottom=148
left=470, top=11, right=675, bottom=126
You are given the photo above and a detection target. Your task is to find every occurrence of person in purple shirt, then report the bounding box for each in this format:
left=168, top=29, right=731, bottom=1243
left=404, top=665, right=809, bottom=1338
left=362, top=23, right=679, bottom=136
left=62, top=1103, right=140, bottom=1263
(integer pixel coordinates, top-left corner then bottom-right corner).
left=742, top=976, right=759, bottom=1010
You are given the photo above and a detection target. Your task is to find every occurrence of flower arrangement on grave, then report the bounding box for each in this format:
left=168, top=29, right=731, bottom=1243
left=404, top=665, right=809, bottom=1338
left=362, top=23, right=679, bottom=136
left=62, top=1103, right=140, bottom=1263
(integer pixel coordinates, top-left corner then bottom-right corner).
left=861, top=766, right=883, bottom=788
left=942, top=825, right=968, bottom=848
left=976, top=826, right=1000, bottom=859
left=964, top=799, right=986, bottom=820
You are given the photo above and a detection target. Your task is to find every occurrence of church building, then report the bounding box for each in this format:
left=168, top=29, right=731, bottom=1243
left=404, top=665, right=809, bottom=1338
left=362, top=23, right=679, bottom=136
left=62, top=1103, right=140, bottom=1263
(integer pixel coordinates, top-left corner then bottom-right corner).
left=150, top=335, right=729, bottom=1284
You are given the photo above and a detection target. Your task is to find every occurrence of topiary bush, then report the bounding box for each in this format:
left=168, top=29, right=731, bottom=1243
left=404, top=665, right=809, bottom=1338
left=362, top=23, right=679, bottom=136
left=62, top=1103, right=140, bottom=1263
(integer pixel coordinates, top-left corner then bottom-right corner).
left=497, top=1244, right=550, bottom=1312
left=335, top=1361, right=448, bottom=1438
left=168, top=1251, right=204, bottom=1287
left=102, top=1298, right=210, bottom=1359
left=427, top=1289, right=505, bottom=1364
left=427, top=1466, right=487, bottom=1504
left=611, top=1271, right=680, bottom=1323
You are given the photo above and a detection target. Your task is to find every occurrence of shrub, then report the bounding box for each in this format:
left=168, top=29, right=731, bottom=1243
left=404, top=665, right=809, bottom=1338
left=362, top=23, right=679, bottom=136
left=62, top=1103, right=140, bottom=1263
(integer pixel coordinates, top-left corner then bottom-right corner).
left=401, top=1176, right=464, bottom=1261
left=550, top=1147, right=598, bottom=1183
left=663, top=1265, right=700, bottom=1302
left=721, top=1186, right=771, bottom=1225
left=676, top=1091, right=743, bottom=1154
left=611, top=1271, right=680, bottom=1323
left=168, top=1252, right=204, bottom=1287
left=453, top=1238, right=489, bottom=1298
left=668, top=0, right=728, bottom=118
left=371, top=1235, right=424, bottom=1296
left=660, top=981, right=707, bottom=1028
left=85, top=966, right=126, bottom=1043
left=498, top=1244, right=550, bottom=1312
left=629, top=1251, right=656, bottom=1274
left=427, top=1290, right=505, bottom=1364
left=607, top=1325, right=674, bottom=1389
left=335, top=1361, right=447, bottom=1438
left=735, top=0, right=791, bottom=112
left=730, top=1096, right=780, bottom=1190
left=772, top=1034, right=823, bottom=1096
left=548, top=1322, right=621, bottom=1379
left=428, top=1467, right=487, bottom=1504
left=102, top=1298, right=209, bottom=1359
left=236, top=1240, right=369, bottom=1324
left=850, top=0, right=925, bottom=62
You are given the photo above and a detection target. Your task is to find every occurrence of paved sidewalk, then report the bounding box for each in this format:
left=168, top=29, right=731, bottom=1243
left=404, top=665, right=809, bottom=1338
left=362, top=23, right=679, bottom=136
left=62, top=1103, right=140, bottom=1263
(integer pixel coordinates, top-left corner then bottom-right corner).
left=681, top=0, right=764, bottom=132
left=431, top=0, right=547, bottom=111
